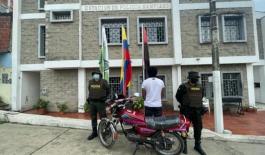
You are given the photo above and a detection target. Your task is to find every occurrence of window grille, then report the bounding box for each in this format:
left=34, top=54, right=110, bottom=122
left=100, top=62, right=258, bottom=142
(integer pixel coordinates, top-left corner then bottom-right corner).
left=199, top=16, right=211, bottom=43
left=38, top=0, right=45, bottom=10
left=222, top=73, right=242, bottom=97
left=223, top=15, right=246, bottom=42
left=200, top=73, right=213, bottom=98
left=138, top=17, right=167, bottom=43
left=101, top=18, right=127, bottom=44
left=38, top=25, right=46, bottom=58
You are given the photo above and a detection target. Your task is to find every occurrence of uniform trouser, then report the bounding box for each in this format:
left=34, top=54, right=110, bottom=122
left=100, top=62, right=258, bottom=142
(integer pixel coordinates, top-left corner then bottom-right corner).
left=183, top=108, right=203, bottom=143
left=90, top=100, right=107, bottom=129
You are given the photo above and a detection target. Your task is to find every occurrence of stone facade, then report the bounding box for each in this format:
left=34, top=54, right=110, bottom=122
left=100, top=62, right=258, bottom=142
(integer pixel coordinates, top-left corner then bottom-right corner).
left=82, top=10, right=173, bottom=60
left=21, top=19, right=46, bottom=64
left=46, top=11, right=79, bottom=60
left=17, top=0, right=257, bottom=112
left=181, top=7, right=256, bottom=58
left=40, top=70, right=78, bottom=112
left=21, top=0, right=41, bottom=14
left=179, top=0, right=250, bottom=3
left=181, top=64, right=249, bottom=106
left=82, top=0, right=170, bottom=5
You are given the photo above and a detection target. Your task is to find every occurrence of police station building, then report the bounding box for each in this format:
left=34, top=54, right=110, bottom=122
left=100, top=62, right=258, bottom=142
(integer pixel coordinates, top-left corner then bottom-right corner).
left=12, top=0, right=259, bottom=112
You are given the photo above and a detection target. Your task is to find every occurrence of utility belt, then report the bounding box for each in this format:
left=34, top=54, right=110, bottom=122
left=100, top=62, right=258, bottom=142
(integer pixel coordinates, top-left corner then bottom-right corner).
left=179, top=105, right=208, bottom=116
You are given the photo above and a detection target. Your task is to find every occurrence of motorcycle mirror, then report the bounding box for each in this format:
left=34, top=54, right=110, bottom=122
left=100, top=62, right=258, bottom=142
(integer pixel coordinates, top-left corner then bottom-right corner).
left=134, top=92, right=140, bottom=97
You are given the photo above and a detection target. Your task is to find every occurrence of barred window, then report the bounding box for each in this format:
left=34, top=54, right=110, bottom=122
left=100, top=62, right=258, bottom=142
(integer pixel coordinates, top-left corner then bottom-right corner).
left=138, top=17, right=167, bottom=44
left=2, top=73, right=11, bottom=84
left=223, top=15, right=246, bottom=42
left=109, top=77, right=121, bottom=97
left=200, top=73, right=213, bottom=98
left=38, top=25, right=46, bottom=58
left=38, top=0, right=45, bottom=10
left=139, top=75, right=166, bottom=99
left=199, top=16, right=211, bottom=43
left=222, top=73, right=242, bottom=97
left=100, top=18, right=128, bottom=45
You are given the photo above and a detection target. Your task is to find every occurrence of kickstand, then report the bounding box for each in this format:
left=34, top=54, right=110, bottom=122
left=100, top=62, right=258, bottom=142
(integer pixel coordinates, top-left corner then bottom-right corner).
left=133, top=142, right=140, bottom=155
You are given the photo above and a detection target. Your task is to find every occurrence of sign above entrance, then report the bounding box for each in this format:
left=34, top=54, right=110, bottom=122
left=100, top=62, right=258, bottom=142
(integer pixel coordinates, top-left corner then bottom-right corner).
left=82, top=3, right=171, bottom=12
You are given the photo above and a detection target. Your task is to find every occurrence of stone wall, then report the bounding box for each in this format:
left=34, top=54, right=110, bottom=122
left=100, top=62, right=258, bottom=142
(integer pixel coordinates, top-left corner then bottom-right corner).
left=181, top=64, right=249, bottom=106
left=21, top=19, right=46, bottom=64
left=181, top=7, right=256, bottom=58
left=40, top=70, right=78, bottom=112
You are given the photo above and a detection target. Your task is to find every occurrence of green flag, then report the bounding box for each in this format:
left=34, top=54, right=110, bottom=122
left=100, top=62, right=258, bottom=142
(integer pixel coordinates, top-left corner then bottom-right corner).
left=99, top=26, right=109, bottom=82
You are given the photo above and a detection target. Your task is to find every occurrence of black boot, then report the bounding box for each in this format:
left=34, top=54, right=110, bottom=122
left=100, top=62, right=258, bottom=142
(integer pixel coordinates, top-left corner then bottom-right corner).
left=194, top=142, right=206, bottom=155
left=183, top=139, right=188, bottom=154
left=87, top=127, right=98, bottom=140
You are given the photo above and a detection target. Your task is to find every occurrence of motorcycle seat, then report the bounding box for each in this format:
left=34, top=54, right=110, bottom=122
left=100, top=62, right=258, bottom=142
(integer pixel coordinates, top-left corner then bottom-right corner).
left=145, top=115, right=180, bottom=130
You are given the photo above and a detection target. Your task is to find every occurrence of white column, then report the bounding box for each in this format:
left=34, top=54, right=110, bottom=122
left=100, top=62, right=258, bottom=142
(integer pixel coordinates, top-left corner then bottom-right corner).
left=213, top=71, right=224, bottom=133
left=252, top=1, right=260, bottom=60
left=11, top=0, right=21, bottom=111
left=247, top=64, right=256, bottom=107
left=261, top=65, right=265, bottom=103
left=171, top=0, right=182, bottom=64
left=172, top=65, right=182, bottom=111
left=78, top=69, right=86, bottom=113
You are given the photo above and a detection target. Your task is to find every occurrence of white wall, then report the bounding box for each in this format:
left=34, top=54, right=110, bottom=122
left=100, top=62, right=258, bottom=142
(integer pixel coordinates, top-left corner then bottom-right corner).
left=254, top=66, right=265, bottom=103
left=20, top=72, right=40, bottom=111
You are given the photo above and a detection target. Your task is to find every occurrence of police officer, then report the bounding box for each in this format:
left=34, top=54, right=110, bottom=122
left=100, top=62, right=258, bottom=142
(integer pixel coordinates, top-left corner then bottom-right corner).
left=175, top=71, right=207, bottom=155
left=87, top=71, right=110, bottom=140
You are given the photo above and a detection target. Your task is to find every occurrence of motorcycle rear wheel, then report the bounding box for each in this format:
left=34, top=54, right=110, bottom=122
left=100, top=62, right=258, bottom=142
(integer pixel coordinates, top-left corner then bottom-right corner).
left=98, top=119, right=116, bottom=148
left=153, top=132, right=184, bottom=155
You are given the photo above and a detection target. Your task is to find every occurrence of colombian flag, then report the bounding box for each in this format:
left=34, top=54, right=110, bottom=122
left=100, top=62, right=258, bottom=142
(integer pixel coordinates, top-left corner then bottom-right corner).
left=120, top=26, right=132, bottom=96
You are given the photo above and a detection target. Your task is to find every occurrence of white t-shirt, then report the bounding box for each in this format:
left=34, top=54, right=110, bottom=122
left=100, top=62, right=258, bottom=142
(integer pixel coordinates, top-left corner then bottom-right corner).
left=141, top=77, right=165, bottom=107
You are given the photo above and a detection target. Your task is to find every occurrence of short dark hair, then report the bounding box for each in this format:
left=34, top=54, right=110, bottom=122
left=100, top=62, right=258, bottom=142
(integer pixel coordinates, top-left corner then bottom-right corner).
left=148, top=67, right=158, bottom=77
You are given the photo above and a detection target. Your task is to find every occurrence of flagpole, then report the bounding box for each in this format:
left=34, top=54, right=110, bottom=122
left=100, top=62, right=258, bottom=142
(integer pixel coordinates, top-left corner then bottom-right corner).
left=101, top=27, right=105, bottom=79
left=141, top=24, right=145, bottom=80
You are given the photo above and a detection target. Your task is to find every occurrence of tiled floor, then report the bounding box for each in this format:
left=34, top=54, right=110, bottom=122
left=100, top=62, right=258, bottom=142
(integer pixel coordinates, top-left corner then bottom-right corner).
left=25, top=110, right=265, bottom=136
left=203, top=111, right=265, bottom=136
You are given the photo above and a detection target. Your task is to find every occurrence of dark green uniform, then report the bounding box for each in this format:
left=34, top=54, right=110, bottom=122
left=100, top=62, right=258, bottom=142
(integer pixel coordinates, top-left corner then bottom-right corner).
left=88, top=79, right=110, bottom=133
left=176, top=82, right=206, bottom=155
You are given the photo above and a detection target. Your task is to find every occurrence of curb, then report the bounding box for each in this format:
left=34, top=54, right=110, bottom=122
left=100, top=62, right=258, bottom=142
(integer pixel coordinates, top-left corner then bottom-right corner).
left=1, top=110, right=265, bottom=144
left=0, top=110, right=91, bottom=129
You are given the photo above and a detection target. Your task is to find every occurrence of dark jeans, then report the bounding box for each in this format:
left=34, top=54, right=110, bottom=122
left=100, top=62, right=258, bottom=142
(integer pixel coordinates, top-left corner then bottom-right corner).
left=144, top=106, right=162, bottom=117
left=90, top=100, right=107, bottom=129
left=181, top=107, right=203, bottom=143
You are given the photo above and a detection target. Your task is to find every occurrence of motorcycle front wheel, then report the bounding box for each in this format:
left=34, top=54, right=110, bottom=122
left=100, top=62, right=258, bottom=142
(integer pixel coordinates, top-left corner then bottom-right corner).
left=153, top=132, right=184, bottom=155
left=98, top=119, right=116, bottom=148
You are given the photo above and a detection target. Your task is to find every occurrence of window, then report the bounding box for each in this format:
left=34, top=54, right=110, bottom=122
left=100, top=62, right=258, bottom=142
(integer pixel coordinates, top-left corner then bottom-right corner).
left=38, top=25, right=46, bottom=58
left=138, top=16, right=167, bottom=44
left=139, top=75, right=166, bottom=99
left=50, top=10, right=73, bottom=23
left=2, top=73, right=11, bottom=84
left=99, top=17, right=128, bottom=45
left=200, top=73, right=213, bottom=98
left=109, top=77, right=121, bottom=97
left=222, top=14, right=246, bottom=42
left=38, top=0, right=45, bottom=10
left=199, top=16, right=211, bottom=43
left=222, top=73, right=242, bottom=97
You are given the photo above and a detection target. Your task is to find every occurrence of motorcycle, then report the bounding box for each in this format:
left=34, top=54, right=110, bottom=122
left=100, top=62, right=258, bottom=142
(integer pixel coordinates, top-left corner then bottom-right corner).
left=97, top=96, right=191, bottom=155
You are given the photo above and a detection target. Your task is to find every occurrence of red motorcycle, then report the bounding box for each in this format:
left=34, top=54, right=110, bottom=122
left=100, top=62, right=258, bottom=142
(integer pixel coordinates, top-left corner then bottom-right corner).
left=98, top=96, right=191, bottom=155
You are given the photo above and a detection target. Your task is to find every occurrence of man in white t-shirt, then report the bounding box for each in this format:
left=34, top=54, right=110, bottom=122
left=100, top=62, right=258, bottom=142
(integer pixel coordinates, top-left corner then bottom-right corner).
left=142, top=67, right=165, bottom=117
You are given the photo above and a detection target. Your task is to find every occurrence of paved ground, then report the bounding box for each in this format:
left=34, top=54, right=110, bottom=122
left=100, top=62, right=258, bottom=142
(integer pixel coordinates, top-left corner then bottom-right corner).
left=0, top=123, right=264, bottom=155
